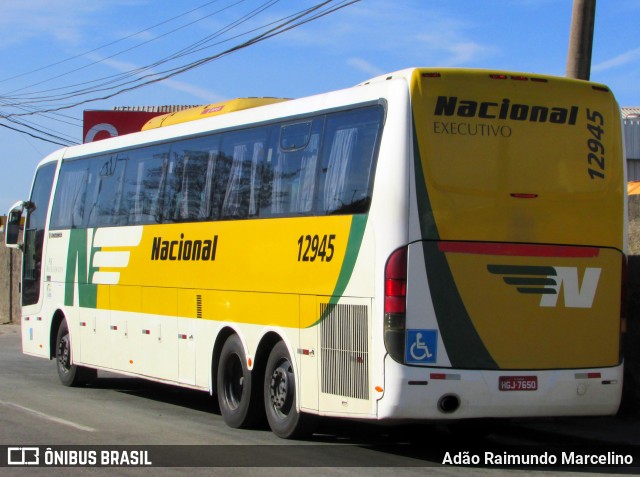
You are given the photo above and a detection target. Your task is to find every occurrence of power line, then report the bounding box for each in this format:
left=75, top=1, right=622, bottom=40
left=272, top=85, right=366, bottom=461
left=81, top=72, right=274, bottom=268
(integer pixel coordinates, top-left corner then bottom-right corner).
left=2, top=0, right=280, bottom=103
left=0, top=1, right=273, bottom=145
left=1, top=1, right=256, bottom=147
left=0, top=0, right=230, bottom=88
left=6, top=117, right=78, bottom=146
left=0, top=0, right=360, bottom=145
left=0, top=94, right=82, bottom=144
left=7, top=0, right=358, bottom=115
left=0, top=120, right=75, bottom=147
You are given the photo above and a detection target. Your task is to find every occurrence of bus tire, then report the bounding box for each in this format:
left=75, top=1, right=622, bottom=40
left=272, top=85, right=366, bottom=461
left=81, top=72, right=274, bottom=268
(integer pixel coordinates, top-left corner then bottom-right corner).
left=264, top=341, right=316, bottom=439
left=55, top=320, right=96, bottom=387
left=217, top=334, right=259, bottom=428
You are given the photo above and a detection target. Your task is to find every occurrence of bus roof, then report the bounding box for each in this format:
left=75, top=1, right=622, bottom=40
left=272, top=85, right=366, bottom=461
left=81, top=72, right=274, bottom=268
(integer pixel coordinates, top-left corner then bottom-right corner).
left=141, top=97, right=290, bottom=130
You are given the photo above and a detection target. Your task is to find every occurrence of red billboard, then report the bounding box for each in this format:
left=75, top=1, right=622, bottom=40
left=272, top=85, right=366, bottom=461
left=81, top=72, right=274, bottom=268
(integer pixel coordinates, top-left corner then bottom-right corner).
left=83, top=110, right=165, bottom=143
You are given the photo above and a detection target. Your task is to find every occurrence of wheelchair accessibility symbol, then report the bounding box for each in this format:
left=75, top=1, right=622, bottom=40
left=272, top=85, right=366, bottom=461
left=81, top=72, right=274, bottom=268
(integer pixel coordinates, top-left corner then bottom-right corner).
left=405, top=329, right=438, bottom=364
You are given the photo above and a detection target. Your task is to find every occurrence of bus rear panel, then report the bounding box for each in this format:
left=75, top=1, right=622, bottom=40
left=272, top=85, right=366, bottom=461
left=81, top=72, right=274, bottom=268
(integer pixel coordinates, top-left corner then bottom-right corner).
left=380, top=68, right=625, bottom=420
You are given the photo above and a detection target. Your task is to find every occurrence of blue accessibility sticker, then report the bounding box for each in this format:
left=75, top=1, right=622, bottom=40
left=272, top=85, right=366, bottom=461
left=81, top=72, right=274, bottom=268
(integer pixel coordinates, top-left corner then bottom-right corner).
left=405, top=329, right=438, bottom=364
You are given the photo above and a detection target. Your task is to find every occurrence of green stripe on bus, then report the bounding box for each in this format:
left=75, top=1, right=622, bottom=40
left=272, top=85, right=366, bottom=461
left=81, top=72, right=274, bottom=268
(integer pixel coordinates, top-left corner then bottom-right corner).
left=64, top=228, right=99, bottom=308
left=422, top=241, right=498, bottom=369
left=487, top=264, right=557, bottom=276
left=310, top=214, right=368, bottom=327
left=412, top=123, right=439, bottom=240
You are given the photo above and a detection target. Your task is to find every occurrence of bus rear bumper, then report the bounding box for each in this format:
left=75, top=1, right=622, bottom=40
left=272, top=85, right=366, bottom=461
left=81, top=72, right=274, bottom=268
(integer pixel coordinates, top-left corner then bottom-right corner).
left=377, top=357, right=623, bottom=420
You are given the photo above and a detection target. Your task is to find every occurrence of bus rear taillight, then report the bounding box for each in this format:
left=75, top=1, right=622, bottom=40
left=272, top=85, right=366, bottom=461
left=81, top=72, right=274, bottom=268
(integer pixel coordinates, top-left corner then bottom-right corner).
left=384, top=246, right=408, bottom=363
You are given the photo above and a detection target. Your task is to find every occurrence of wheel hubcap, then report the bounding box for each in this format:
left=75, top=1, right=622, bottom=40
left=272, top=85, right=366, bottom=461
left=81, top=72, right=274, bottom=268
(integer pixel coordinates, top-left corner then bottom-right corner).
left=57, top=335, right=70, bottom=373
left=270, top=361, right=293, bottom=417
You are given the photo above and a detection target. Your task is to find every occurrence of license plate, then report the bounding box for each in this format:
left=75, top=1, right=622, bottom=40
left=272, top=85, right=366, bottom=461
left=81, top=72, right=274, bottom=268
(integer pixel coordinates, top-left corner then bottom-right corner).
left=499, top=376, right=538, bottom=391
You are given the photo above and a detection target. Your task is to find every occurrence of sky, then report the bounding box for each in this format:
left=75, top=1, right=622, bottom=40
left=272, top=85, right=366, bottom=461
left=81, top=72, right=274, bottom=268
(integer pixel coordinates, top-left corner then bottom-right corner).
left=0, top=0, right=639, bottom=214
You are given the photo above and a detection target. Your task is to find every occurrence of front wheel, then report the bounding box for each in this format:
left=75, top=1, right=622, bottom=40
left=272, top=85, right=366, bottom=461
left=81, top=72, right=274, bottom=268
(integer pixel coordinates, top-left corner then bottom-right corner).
left=264, top=341, right=315, bottom=439
left=55, top=320, right=96, bottom=387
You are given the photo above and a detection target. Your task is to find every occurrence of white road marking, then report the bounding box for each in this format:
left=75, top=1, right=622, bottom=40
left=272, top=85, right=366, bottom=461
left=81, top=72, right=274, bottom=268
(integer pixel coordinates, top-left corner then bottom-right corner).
left=0, top=400, right=96, bottom=432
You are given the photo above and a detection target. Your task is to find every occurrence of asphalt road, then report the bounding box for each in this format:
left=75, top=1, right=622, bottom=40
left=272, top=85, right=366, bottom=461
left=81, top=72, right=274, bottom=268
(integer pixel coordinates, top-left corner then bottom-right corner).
left=0, top=323, right=635, bottom=476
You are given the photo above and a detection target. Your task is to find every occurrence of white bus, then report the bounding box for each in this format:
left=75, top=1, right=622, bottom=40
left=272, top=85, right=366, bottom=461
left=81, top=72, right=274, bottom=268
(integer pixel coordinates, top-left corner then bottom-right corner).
left=5, top=67, right=626, bottom=438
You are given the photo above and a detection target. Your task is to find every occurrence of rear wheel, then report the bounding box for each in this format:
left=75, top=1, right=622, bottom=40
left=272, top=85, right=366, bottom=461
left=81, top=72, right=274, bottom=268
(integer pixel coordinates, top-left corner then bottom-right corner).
left=55, top=320, right=96, bottom=387
left=217, top=334, right=260, bottom=428
left=264, top=341, right=315, bottom=439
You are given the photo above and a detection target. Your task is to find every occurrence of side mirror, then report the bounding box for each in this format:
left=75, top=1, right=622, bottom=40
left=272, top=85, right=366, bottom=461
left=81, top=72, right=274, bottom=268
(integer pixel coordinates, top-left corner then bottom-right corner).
left=5, top=201, right=27, bottom=249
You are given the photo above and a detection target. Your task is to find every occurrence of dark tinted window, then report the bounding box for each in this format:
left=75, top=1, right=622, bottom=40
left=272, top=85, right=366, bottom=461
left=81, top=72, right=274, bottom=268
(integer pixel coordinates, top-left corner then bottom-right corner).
left=265, top=118, right=323, bottom=216
left=87, top=155, right=128, bottom=227
left=120, top=145, right=170, bottom=225
left=22, top=162, right=56, bottom=306
left=51, top=158, right=97, bottom=229
left=49, top=104, right=383, bottom=229
left=318, top=107, right=383, bottom=214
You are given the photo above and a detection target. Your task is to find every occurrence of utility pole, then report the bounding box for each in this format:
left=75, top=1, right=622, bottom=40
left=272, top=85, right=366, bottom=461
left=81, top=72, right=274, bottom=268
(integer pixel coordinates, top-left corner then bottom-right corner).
left=566, top=0, right=596, bottom=80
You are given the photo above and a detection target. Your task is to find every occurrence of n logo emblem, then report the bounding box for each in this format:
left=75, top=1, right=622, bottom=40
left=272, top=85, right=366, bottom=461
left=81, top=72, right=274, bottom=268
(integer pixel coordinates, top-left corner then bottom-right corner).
left=539, top=267, right=601, bottom=308
left=65, top=227, right=143, bottom=307
left=488, top=265, right=601, bottom=309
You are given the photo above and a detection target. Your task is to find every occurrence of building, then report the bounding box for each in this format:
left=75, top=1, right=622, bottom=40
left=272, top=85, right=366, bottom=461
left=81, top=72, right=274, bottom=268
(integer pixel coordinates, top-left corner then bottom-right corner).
left=623, top=107, right=640, bottom=181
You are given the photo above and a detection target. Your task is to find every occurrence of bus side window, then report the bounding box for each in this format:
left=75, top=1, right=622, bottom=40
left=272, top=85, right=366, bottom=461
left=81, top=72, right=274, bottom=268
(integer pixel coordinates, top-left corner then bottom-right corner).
left=318, top=107, right=382, bottom=215
left=164, top=136, right=221, bottom=222
left=221, top=144, right=251, bottom=219
left=207, top=149, right=231, bottom=220
left=198, top=149, right=220, bottom=220
left=291, top=133, right=321, bottom=214
left=264, top=119, right=322, bottom=217
left=322, top=127, right=358, bottom=213
left=51, top=158, right=96, bottom=229
left=120, top=145, right=169, bottom=225
left=181, top=153, right=209, bottom=221
left=219, top=126, right=271, bottom=220
left=22, top=162, right=56, bottom=306
left=87, top=155, right=127, bottom=227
